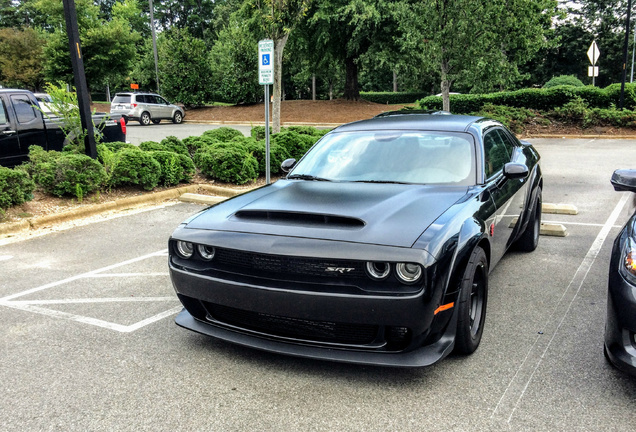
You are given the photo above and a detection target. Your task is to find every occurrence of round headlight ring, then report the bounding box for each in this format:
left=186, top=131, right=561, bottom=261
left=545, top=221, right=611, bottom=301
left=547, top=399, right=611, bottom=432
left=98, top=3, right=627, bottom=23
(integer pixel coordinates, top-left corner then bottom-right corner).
left=197, top=245, right=216, bottom=261
left=366, top=262, right=391, bottom=280
left=175, top=241, right=194, bottom=259
left=396, top=263, right=423, bottom=284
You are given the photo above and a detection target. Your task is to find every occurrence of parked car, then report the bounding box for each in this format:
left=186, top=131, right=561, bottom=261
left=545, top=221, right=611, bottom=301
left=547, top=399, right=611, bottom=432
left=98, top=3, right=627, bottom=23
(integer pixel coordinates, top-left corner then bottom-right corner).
left=0, top=89, right=126, bottom=167
left=109, top=92, right=184, bottom=126
left=168, top=112, right=543, bottom=367
left=33, top=92, right=53, bottom=115
left=604, top=169, right=636, bottom=376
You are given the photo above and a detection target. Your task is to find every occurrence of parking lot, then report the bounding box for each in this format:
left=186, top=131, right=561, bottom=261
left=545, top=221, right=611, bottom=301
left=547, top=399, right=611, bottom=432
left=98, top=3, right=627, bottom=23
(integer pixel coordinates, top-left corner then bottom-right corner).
left=1, top=137, right=635, bottom=431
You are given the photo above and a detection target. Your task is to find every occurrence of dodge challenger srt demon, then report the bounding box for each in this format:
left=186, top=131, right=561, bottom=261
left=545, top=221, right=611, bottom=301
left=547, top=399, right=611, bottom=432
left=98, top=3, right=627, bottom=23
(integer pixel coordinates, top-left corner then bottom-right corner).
left=168, top=112, right=542, bottom=367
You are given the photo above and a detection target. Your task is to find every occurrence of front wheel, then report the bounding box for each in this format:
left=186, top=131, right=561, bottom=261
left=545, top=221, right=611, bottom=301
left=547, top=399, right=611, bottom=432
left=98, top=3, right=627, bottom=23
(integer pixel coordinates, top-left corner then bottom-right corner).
left=173, top=111, right=183, bottom=124
left=139, top=112, right=151, bottom=126
left=454, top=246, right=488, bottom=355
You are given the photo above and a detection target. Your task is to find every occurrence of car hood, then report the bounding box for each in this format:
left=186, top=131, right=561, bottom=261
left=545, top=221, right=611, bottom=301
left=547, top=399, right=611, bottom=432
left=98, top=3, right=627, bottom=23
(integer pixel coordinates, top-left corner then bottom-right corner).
left=184, top=180, right=469, bottom=248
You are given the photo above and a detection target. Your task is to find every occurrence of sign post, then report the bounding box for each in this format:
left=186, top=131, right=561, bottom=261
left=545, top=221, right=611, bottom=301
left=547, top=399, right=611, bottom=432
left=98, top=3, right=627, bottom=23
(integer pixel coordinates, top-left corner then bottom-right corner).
left=258, top=40, right=274, bottom=184
left=587, top=40, right=600, bottom=86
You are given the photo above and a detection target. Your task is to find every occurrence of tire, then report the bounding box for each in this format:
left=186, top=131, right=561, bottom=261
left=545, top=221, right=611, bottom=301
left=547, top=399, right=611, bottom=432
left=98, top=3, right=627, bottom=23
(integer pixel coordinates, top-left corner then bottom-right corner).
left=139, top=112, right=151, bottom=126
left=454, top=246, right=488, bottom=355
left=152, top=119, right=161, bottom=124
left=173, top=111, right=183, bottom=124
left=516, top=187, right=542, bottom=252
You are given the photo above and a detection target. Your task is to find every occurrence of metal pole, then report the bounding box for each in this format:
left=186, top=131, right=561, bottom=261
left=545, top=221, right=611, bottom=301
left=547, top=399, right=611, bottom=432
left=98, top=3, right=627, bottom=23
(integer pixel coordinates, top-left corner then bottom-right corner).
left=149, top=0, right=160, bottom=92
left=631, top=18, right=636, bottom=83
left=620, top=0, right=632, bottom=109
left=62, top=0, right=97, bottom=159
left=265, top=85, right=270, bottom=185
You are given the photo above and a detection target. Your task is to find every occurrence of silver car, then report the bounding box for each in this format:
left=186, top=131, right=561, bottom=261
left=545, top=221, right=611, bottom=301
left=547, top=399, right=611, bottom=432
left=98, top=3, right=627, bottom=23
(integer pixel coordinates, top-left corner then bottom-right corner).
left=110, top=92, right=185, bottom=125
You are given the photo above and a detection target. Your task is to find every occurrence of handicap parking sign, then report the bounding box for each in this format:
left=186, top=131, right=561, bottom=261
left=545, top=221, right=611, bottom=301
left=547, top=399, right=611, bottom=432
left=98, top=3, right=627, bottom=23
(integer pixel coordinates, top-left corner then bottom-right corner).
left=258, top=40, right=274, bottom=85
left=262, top=54, right=270, bottom=66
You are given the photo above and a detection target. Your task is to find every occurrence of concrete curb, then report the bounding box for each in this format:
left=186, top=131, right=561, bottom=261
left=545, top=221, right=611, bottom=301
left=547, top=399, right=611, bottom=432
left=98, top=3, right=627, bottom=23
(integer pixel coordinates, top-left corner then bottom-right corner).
left=0, top=184, right=246, bottom=237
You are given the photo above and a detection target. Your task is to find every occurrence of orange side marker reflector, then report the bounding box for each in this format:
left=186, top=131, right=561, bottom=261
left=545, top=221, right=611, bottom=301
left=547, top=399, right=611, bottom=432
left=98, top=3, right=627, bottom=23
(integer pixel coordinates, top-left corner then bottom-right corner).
left=434, top=302, right=455, bottom=315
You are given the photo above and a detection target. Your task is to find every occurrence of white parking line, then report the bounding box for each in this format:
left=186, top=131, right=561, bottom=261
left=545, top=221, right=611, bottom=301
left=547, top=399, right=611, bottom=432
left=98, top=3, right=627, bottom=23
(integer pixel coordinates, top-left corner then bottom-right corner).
left=0, top=255, right=12, bottom=261
left=0, top=249, right=181, bottom=333
left=490, top=193, right=630, bottom=422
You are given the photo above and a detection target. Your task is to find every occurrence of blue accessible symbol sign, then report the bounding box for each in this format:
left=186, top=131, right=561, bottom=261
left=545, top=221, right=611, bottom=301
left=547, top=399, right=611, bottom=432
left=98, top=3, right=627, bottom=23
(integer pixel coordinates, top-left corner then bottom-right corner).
left=262, top=54, right=270, bottom=66
left=258, top=39, right=274, bottom=85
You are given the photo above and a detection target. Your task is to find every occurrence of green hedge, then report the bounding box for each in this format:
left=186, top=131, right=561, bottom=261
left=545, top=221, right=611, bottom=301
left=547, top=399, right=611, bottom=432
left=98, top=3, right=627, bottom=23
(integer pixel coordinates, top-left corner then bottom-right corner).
left=109, top=149, right=162, bottom=190
left=361, top=91, right=429, bottom=104
left=193, top=145, right=258, bottom=184
left=416, top=84, right=636, bottom=114
left=202, top=127, right=245, bottom=142
left=148, top=151, right=195, bottom=186
left=0, top=166, right=35, bottom=209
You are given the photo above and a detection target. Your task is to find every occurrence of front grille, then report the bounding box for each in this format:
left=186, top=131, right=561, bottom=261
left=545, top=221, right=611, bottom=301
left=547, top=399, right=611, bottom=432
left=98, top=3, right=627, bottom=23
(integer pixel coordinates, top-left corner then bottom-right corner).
left=205, top=303, right=378, bottom=345
left=214, top=248, right=365, bottom=279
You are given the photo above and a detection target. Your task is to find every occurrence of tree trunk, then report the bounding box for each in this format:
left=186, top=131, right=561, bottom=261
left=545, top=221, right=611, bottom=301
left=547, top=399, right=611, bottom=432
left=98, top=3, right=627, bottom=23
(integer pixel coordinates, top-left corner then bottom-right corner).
left=440, top=58, right=451, bottom=112
left=272, top=34, right=289, bottom=133
left=329, top=81, right=333, bottom=100
left=312, top=74, right=316, bottom=101
left=344, top=56, right=360, bottom=100
left=393, top=70, right=398, bottom=92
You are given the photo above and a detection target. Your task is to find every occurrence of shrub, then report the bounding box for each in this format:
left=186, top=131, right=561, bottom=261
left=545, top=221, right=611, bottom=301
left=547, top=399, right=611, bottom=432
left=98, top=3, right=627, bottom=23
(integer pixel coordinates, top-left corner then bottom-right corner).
left=471, top=104, right=540, bottom=133
left=160, top=136, right=189, bottom=155
left=139, top=141, right=164, bottom=152
left=102, top=141, right=139, bottom=153
left=202, top=127, right=244, bottom=142
left=149, top=151, right=194, bottom=186
left=32, top=153, right=106, bottom=199
left=286, top=125, right=326, bottom=136
left=0, top=166, right=35, bottom=209
left=544, top=75, right=585, bottom=88
left=109, top=149, right=161, bottom=190
left=194, top=145, right=258, bottom=184
left=271, top=131, right=319, bottom=160
left=243, top=139, right=291, bottom=176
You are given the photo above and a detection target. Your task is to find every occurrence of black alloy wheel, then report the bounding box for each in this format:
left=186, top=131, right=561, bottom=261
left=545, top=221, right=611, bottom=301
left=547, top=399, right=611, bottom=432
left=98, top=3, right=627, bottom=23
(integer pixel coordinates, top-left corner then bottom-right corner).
left=454, top=246, right=488, bottom=355
left=139, top=112, right=151, bottom=126
left=516, top=187, right=542, bottom=252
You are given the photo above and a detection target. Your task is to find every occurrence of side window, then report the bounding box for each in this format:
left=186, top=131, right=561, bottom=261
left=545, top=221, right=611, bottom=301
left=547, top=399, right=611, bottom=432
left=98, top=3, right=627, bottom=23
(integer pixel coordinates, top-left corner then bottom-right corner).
left=135, top=95, right=147, bottom=104
left=10, top=95, right=37, bottom=124
left=495, top=129, right=517, bottom=160
left=147, top=95, right=158, bottom=104
left=0, top=100, right=8, bottom=124
left=157, top=97, right=168, bottom=105
left=483, top=129, right=511, bottom=179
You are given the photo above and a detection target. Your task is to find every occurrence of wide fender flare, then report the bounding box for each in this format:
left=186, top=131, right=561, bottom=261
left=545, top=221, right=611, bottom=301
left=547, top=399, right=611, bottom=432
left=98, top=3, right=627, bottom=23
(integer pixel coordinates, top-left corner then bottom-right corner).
left=518, top=164, right=543, bottom=234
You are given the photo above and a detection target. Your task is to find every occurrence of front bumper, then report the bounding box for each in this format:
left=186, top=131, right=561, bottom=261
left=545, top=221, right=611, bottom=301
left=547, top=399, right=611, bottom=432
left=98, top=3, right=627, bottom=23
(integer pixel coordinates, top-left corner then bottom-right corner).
left=604, top=263, right=636, bottom=376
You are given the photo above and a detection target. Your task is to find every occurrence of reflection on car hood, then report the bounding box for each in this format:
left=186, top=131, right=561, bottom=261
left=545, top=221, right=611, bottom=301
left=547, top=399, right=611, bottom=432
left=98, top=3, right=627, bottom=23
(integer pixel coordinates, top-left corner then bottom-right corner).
left=185, top=180, right=469, bottom=247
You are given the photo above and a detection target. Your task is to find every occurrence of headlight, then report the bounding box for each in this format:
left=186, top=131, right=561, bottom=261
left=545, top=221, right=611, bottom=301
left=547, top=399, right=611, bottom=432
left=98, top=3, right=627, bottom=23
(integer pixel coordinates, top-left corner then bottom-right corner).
left=395, top=263, right=423, bottom=284
left=620, top=237, right=636, bottom=283
left=366, top=262, right=390, bottom=280
left=197, top=245, right=216, bottom=261
left=175, top=241, right=194, bottom=259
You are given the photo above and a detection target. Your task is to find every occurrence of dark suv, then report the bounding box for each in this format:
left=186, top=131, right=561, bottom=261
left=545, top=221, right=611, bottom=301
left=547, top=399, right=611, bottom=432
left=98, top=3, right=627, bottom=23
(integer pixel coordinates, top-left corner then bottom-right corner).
left=110, top=92, right=184, bottom=125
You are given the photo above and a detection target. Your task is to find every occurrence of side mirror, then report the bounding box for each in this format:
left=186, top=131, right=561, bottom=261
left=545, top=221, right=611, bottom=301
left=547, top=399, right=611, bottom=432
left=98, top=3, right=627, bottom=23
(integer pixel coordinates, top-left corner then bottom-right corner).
left=611, top=169, right=636, bottom=192
left=281, top=158, right=297, bottom=173
left=503, top=162, right=529, bottom=180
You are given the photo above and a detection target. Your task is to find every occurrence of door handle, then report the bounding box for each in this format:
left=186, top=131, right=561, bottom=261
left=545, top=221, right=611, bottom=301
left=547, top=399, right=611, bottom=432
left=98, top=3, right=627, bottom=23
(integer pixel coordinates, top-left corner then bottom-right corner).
left=2, top=129, right=16, bottom=135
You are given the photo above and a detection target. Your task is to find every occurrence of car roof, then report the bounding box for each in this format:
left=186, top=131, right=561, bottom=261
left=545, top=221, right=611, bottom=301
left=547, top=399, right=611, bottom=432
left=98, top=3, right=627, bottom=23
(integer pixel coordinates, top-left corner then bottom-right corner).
left=334, top=113, right=487, bottom=133
left=114, top=92, right=159, bottom=96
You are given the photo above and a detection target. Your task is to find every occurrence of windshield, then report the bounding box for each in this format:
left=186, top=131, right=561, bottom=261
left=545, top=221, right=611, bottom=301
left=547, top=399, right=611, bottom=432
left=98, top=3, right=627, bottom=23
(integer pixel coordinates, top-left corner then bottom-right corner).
left=289, top=131, right=476, bottom=185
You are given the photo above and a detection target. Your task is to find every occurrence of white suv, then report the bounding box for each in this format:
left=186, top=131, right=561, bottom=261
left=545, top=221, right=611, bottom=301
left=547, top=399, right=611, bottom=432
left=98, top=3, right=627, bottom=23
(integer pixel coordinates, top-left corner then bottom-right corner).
left=110, top=92, right=185, bottom=125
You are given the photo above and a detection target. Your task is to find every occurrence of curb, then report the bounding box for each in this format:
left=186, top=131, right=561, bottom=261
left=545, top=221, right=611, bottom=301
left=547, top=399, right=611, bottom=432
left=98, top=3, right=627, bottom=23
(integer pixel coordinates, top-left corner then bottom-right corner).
left=0, top=184, right=246, bottom=237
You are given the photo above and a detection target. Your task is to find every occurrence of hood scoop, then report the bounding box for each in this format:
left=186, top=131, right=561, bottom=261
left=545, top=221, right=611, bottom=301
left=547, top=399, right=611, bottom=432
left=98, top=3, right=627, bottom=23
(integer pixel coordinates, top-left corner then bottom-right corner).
left=232, top=210, right=365, bottom=230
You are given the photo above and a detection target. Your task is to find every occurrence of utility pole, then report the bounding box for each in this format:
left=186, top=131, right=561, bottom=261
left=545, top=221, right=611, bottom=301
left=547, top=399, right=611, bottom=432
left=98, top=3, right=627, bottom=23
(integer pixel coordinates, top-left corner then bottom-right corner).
left=62, top=0, right=97, bottom=159
left=620, top=0, right=632, bottom=109
left=149, top=0, right=160, bottom=93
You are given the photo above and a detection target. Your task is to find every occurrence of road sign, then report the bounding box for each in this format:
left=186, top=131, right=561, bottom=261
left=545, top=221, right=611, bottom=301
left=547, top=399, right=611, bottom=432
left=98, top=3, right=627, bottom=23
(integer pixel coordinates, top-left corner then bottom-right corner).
left=588, top=66, right=599, bottom=77
left=258, top=40, right=274, bottom=85
left=587, top=41, right=600, bottom=65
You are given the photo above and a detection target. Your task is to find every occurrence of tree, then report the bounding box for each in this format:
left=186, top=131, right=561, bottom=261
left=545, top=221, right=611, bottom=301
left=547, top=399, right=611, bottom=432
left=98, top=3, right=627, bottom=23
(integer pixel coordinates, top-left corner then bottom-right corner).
left=408, top=0, right=558, bottom=110
left=245, top=0, right=312, bottom=132
left=0, top=27, right=45, bottom=89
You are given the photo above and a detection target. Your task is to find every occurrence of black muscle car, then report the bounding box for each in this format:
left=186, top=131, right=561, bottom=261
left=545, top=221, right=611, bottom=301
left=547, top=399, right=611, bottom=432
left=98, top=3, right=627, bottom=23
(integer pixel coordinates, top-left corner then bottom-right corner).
left=169, top=112, right=543, bottom=367
left=604, top=169, right=636, bottom=376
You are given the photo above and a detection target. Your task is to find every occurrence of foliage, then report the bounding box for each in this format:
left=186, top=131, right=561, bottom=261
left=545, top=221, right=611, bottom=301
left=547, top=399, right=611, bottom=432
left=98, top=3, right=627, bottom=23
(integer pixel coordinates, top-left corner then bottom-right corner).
left=193, top=145, right=258, bottom=184
left=242, top=139, right=291, bottom=176
left=471, top=104, right=542, bottom=134
left=360, top=91, right=429, bottom=104
left=139, top=137, right=189, bottom=156
left=208, top=16, right=261, bottom=104
left=148, top=150, right=194, bottom=186
left=108, top=149, right=161, bottom=190
left=182, top=135, right=221, bottom=156
left=544, top=75, right=585, bottom=88
left=271, top=131, right=318, bottom=160
left=202, top=127, right=245, bottom=142
left=100, top=141, right=139, bottom=153
left=156, top=28, right=214, bottom=106
left=32, top=152, right=107, bottom=199
left=0, top=166, right=35, bottom=209
left=0, top=27, right=45, bottom=90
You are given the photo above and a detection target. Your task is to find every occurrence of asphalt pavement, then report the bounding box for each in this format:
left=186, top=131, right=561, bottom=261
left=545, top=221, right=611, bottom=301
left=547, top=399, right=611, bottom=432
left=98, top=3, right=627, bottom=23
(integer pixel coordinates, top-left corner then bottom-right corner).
left=0, top=136, right=635, bottom=431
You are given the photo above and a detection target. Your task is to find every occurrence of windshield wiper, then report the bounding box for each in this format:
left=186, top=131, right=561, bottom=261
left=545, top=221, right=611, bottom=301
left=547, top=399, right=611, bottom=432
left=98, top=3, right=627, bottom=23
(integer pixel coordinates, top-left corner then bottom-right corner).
left=287, top=174, right=332, bottom=181
left=352, top=180, right=413, bottom=185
